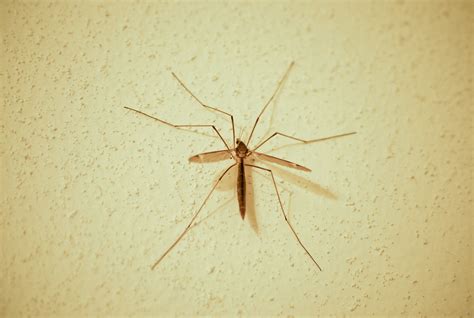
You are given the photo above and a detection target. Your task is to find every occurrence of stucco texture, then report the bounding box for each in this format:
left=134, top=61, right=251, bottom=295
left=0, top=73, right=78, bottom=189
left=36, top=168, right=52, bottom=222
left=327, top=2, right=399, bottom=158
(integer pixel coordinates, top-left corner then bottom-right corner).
left=1, top=1, right=472, bottom=317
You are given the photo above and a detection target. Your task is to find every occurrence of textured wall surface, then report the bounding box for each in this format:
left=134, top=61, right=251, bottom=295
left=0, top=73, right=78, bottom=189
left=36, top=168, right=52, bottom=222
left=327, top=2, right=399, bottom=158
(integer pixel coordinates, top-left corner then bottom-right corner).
left=1, top=1, right=472, bottom=316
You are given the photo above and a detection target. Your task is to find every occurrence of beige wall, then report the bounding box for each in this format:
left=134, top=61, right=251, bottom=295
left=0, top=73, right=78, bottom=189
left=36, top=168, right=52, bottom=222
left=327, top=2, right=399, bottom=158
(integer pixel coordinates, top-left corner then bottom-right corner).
left=1, top=1, right=472, bottom=316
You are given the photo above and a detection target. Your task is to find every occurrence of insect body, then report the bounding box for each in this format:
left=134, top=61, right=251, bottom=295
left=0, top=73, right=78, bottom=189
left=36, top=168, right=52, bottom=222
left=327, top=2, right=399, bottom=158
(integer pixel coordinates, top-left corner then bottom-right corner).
left=125, top=62, right=356, bottom=271
left=235, top=139, right=248, bottom=219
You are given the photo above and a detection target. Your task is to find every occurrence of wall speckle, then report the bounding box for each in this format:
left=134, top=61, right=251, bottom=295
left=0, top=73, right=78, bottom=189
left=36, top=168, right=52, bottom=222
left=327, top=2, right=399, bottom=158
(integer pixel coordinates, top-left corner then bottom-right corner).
left=1, top=1, right=472, bottom=316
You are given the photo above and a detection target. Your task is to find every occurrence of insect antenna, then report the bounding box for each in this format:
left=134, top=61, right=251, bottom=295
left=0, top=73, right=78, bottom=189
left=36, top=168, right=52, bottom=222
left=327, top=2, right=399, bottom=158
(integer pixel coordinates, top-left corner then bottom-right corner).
left=238, top=126, right=245, bottom=143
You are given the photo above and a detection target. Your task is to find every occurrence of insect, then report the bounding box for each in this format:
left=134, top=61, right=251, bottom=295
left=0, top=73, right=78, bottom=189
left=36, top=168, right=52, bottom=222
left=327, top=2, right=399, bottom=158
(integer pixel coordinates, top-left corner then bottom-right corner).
left=125, top=61, right=356, bottom=271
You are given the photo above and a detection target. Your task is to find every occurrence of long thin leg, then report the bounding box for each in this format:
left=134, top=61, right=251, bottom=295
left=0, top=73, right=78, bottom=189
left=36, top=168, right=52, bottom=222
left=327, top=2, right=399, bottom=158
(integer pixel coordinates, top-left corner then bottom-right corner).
left=246, top=61, right=295, bottom=146
left=252, top=168, right=295, bottom=219
left=245, top=163, right=322, bottom=271
left=252, top=131, right=357, bottom=152
left=172, top=72, right=236, bottom=148
left=151, top=163, right=237, bottom=270
left=124, top=106, right=234, bottom=156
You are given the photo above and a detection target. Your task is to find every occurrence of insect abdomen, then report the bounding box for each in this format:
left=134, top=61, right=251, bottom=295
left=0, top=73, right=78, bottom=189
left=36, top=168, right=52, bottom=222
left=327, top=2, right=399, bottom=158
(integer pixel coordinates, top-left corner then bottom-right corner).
left=237, top=161, right=246, bottom=219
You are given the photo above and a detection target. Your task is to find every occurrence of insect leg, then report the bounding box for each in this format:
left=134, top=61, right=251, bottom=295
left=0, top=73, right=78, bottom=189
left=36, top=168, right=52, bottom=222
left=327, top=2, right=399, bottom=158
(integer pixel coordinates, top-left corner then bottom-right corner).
left=151, top=163, right=237, bottom=270
left=246, top=61, right=295, bottom=146
left=124, top=106, right=234, bottom=156
left=252, top=168, right=296, bottom=219
left=244, top=163, right=322, bottom=271
left=172, top=72, right=236, bottom=148
left=252, top=131, right=357, bottom=151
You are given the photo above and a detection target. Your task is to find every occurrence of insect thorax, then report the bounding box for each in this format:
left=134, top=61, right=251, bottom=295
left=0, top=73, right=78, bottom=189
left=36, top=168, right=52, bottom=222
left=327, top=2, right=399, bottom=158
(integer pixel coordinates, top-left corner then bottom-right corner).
left=235, top=139, right=249, bottom=159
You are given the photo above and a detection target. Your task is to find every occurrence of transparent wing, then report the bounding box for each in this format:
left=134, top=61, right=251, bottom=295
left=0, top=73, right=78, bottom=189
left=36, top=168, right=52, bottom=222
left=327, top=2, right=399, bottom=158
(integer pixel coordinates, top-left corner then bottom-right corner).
left=189, top=150, right=232, bottom=163
left=253, top=152, right=311, bottom=172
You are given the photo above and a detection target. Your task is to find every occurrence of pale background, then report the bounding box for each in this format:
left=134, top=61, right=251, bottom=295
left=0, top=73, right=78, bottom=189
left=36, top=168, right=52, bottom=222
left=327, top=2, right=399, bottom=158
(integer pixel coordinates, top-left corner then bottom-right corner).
left=1, top=1, right=472, bottom=317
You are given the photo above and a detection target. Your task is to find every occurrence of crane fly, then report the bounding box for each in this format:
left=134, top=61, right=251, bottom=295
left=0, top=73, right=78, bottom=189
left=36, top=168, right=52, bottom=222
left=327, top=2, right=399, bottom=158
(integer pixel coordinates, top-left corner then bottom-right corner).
left=124, top=61, right=356, bottom=271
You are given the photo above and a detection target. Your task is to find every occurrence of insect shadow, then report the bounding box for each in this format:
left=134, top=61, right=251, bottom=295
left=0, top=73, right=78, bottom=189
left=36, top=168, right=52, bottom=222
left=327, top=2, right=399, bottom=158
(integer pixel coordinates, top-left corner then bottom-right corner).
left=125, top=61, right=356, bottom=271
left=207, top=155, right=337, bottom=234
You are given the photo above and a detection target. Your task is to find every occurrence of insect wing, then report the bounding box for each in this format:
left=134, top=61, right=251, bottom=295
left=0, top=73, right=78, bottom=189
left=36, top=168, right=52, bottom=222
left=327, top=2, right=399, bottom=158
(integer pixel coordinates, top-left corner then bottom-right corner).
left=253, top=152, right=311, bottom=172
left=189, top=150, right=232, bottom=163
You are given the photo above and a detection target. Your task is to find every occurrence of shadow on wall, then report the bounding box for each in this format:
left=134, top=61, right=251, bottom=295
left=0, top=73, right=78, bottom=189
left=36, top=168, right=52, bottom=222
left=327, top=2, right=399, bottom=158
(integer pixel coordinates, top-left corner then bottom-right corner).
left=190, top=160, right=337, bottom=235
